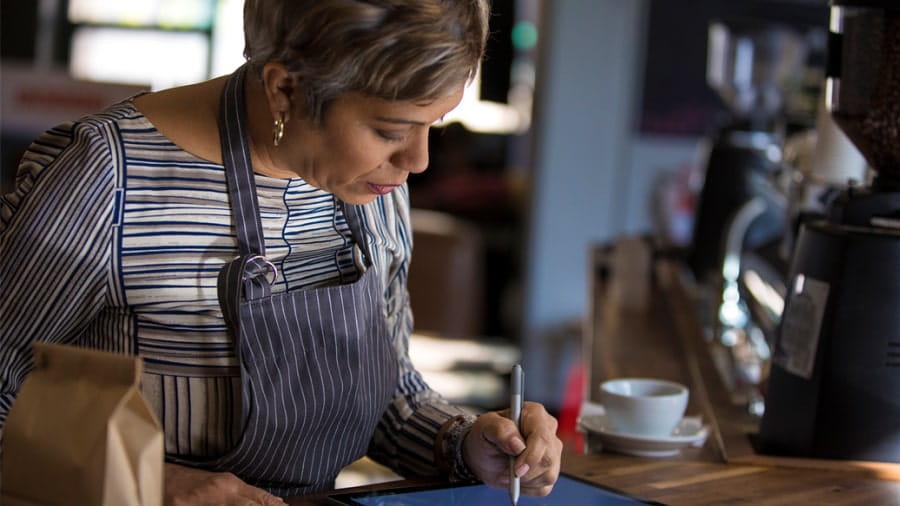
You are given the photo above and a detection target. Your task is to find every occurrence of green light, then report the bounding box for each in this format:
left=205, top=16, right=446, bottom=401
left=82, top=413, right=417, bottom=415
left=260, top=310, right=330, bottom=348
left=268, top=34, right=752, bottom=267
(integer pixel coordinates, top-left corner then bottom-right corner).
left=511, top=21, right=538, bottom=51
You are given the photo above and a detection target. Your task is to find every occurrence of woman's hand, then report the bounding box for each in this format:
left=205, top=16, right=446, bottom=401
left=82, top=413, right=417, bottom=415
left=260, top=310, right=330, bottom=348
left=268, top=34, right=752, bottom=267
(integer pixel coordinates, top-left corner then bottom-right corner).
left=164, top=463, right=286, bottom=506
left=462, top=402, right=562, bottom=497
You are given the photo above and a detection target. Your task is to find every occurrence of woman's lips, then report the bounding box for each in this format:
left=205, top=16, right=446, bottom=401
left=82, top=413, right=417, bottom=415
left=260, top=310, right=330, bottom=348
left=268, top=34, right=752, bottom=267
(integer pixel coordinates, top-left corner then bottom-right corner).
left=366, top=183, right=400, bottom=195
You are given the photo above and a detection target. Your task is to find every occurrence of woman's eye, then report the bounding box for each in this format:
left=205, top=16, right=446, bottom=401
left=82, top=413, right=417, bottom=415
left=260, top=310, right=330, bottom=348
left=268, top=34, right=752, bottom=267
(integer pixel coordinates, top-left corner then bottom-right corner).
left=376, top=130, right=406, bottom=142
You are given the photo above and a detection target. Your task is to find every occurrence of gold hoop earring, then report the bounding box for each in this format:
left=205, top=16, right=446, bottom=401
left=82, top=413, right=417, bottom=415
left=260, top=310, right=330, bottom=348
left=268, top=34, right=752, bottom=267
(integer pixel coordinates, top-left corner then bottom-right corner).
left=272, top=113, right=285, bottom=147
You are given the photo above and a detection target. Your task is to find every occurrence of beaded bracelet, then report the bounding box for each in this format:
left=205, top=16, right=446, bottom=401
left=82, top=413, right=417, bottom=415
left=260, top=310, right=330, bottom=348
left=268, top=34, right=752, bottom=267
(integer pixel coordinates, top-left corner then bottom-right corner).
left=436, top=414, right=479, bottom=482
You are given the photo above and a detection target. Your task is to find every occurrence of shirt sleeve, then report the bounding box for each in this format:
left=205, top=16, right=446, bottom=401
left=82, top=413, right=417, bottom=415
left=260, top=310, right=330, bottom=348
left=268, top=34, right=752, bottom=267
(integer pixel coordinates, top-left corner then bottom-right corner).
left=0, top=120, right=117, bottom=446
left=366, top=187, right=477, bottom=481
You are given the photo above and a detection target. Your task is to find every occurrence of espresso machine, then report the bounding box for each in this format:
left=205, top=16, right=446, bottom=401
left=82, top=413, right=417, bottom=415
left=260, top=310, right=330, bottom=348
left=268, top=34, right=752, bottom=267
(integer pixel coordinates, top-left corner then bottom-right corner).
left=759, top=0, right=900, bottom=463
left=688, top=19, right=809, bottom=414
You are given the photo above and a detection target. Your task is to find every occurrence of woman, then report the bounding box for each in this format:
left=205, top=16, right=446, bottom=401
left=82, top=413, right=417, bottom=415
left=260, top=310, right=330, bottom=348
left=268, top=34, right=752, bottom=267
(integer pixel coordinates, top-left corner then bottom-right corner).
left=0, top=0, right=562, bottom=503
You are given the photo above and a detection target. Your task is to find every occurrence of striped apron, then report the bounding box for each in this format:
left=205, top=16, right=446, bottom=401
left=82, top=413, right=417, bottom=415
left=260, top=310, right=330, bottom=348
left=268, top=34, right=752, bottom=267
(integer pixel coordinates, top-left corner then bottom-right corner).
left=168, top=64, right=398, bottom=496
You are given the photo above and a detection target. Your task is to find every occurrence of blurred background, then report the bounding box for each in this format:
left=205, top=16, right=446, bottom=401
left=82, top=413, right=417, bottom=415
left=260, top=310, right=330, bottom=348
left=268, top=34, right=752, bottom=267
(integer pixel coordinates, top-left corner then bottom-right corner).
left=0, top=0, right=832, bottom=425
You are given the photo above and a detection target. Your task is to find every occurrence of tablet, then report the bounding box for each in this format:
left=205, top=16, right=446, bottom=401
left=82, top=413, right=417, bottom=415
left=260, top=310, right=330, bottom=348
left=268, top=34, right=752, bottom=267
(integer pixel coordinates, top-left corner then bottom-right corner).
left=327, top=473, right=663, bottom=505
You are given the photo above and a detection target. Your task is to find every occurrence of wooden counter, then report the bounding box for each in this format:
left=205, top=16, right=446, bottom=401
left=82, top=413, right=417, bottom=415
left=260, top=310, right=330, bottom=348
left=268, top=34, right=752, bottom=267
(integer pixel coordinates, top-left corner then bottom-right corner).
left=581, top=242, right=900, bottom=504
left=290, top=451, right=899, bottom=505
left=286, top=243, right=900, bottom=505
left=562, top=453, right=900, bottom=505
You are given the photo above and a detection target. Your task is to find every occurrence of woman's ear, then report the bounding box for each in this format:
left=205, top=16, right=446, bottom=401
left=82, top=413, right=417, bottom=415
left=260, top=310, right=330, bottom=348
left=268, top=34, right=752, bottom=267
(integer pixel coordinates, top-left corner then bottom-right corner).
left=260, top=62, right=298, bottom=123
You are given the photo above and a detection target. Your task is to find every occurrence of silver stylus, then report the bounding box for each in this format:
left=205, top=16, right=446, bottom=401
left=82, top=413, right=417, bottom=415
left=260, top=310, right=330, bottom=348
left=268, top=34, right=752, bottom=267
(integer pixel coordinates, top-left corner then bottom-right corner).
left=509, top=363, right=524, bottom=505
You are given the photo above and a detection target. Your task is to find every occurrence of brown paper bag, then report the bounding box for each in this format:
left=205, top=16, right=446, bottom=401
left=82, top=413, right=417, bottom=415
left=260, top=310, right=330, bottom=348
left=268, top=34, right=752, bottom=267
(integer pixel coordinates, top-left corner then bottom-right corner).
left=1, top=342, right=163, bottom=506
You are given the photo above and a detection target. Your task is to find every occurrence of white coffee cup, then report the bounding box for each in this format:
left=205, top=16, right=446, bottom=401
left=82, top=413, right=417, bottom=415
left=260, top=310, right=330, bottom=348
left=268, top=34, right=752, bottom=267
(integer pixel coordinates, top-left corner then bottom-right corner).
left=599, top=378, right=689, bottom=437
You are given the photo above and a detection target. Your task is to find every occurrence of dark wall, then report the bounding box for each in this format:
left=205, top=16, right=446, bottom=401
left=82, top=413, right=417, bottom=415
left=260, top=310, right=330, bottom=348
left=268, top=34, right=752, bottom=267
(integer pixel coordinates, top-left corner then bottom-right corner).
left=1, top=1, right=38, bottom=60
left=639, top=0, right=829, bottom=137
left=481, top=0, right=515, bottom=103
left=0, top=0, right=73, bottom=64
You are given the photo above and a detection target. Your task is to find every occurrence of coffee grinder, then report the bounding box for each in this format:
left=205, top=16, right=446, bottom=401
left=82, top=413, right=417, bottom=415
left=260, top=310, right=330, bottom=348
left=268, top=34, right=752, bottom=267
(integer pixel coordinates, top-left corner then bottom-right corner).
left=759, top=0, right=900, bottom=463
left=688, top=19, right=807, bottom=284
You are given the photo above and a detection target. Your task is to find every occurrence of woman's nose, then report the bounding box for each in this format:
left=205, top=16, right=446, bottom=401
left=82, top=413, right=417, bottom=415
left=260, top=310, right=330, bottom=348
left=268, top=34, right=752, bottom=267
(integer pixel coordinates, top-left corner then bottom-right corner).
left=392, top=131, right=429, bottom=174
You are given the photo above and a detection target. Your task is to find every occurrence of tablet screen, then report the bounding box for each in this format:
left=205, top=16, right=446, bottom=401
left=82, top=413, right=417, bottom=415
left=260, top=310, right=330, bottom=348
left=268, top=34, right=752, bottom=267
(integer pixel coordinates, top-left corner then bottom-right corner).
left=328, top=473, right=662, bottom=505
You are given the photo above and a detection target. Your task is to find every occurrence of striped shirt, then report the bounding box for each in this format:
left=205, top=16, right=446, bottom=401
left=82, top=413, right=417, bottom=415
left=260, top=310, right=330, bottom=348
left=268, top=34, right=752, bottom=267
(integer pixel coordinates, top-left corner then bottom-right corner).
left=0, top=99, right=471, bottom=480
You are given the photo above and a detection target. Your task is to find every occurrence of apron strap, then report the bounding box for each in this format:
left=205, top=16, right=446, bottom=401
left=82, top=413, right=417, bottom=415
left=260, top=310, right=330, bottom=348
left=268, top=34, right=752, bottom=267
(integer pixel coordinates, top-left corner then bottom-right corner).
left=216, top=63, right=274, bottom=329
left=218, top=63, right=267, bottom=260
left=218, top=253, right=278, bottom=332
left=340, top=201, right=374, bottom=267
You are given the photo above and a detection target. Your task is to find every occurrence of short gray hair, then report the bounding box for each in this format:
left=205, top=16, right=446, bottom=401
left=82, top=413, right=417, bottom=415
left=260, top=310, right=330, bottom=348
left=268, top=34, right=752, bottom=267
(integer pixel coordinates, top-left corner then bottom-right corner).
left=243, top=0, right=491, bottom=124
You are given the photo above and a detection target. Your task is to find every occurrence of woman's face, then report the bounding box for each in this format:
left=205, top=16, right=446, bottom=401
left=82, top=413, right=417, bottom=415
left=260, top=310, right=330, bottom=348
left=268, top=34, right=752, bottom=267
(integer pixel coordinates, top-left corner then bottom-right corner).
left=277, top=87, right=464, bottom=205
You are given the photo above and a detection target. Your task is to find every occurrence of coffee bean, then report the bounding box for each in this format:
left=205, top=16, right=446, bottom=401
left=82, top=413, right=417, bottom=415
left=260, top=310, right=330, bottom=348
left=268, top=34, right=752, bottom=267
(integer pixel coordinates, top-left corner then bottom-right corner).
left=832, top=10, right=900, bottom=177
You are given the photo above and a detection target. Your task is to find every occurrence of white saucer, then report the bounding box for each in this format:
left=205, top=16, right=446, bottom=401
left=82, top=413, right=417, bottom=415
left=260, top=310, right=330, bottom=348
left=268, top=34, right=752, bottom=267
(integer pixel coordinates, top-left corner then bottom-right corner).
left=577, top=404, right=710, bottom=457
